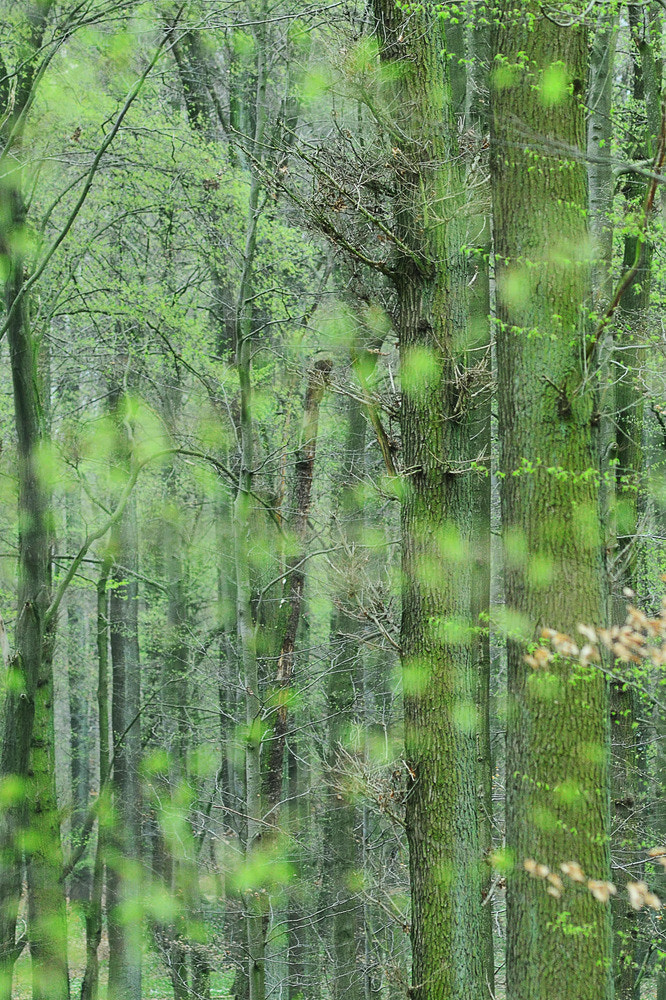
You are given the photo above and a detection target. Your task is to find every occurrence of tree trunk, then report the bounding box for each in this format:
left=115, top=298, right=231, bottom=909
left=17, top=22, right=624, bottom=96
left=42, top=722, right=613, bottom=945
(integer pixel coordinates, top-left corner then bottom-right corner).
left=265, top=358, right=331, bottom=817
left=470, top=246, right=494, bottom=1000
left=612, top=230, right=650, bottom=1000
left=0, top=182, right=70, bottom=1000
left=67, top=487, right=92, bottom=905
left=107, top=419, right=143, bottom=1000
left=26, top=627, right=70, bottom=1000
left=81, top=556, right=113, bottom=1000
left=325, top=391, right=367, bottom=1000
left=233, top=167, right=267, bottom=996
left=286, top=739, right=309, bottom=1000
left=162, top=441, right=212, bottom=1000
left=491, top=7, right=612, bottom=1000
left=372, top=3, right=485, bottom=997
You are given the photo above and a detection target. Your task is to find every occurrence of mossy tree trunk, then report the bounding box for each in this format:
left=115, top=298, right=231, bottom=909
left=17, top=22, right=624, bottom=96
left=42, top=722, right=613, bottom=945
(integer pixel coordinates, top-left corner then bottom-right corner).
left=0, top=6, right=68, bottom=998
left=372, top=3, right=485, bottom=997
left=610, top=8, right=661, bottom=994
left=3, top=185, right=70, bottom=1000
left=491, top=7, right=612, bottom=1000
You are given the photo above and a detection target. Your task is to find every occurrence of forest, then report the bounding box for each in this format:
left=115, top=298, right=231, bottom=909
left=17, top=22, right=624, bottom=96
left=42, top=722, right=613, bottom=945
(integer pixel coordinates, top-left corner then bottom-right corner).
left=2, top=1, right=666, bottom=999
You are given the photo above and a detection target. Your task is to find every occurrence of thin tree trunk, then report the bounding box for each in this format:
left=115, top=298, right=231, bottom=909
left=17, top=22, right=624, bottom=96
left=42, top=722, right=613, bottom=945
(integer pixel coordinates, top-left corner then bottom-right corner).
left=326, top=391, right=367, bottom=1000
left=587, top=12, right=639, bottom=995
left=232, top=20, right=270, bottom=1000
left=107, top=422, right=143, bottom=1000
left=81, top=555, right=113, bottom=1000
left=162, top=439, right=212, bottom=1000
left=265, top=359, right=331, bottom=816
left=234, top=321, right=266, bottom=1000
left=0, top=191, right=35, bottom=998
left=466, top=13, right=494, bottom=987
left=612, top=231, right=650, bottom=1000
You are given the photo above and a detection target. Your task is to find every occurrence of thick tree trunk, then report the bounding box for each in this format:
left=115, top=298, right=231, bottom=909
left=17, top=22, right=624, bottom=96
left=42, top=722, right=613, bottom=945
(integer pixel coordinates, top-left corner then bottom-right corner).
left=465, top=17, right=495, bottom=986
left=285, top=739, right=309, bottom=1000
left=588, top=8, right=617, bottom=310
left=611, top=234, right=650, bottom=1000
left=372, top=3, right=485, bottom=998
left=491, top=8, right=612, bottom=1000
left=232, top=25, right=270, bottom=1000
left=26, top=629, right=70, bottom=1000
left=610, top=10, right=659, bottom=993
left=161, top=444, right=211, bottom=1000
left=233, top=185, right=267, bottom=997
left=0, top=193, right=34, bottom=994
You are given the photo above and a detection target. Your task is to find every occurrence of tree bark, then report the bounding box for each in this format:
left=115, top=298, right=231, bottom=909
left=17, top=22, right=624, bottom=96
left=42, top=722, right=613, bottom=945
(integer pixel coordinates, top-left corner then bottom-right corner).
left=491, top=7, right=612, bottom=999
left=81, top=555, right=113, bottom=1000
left=325, top=390, right=367, bottom=1000
left=610, top=10, right=660, bottom=993
left=66, top=486, right=92, bottom=905
left=0, top=179, right=70, bottom=1000
left=234, top=323, right=266, bottom=1000
left=265, top=358, right=331, bottom=816
left=372, top=3, right=485, bottom=997
left=107, top=407, right=143, bottom=1000
left=465, top=14, right=495, bottom=987
left=0, top=7, right=67, bottom=998
left=612, top=224, right=650, bottom=1000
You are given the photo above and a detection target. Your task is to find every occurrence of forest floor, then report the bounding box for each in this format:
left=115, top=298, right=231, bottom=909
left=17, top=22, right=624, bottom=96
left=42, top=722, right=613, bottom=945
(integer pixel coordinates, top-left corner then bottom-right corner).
left=12, top=908, right=234, bottom=1000
left=11, top=910, right=664, bottom=1000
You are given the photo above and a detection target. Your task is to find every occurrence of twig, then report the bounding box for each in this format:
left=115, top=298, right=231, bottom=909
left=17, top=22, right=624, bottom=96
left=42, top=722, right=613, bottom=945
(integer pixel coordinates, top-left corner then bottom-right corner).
left=586, top=100, right=666, bottom=362
left=0, top=13, right=185, bottom=343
